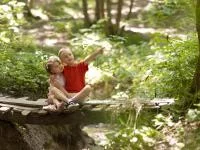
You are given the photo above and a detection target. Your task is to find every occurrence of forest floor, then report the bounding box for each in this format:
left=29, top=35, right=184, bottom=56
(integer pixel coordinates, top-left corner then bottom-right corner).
left=22, top=0, right=187, bottom=48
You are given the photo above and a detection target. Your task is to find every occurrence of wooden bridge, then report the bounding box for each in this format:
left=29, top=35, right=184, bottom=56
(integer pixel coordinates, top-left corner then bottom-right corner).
left=0, top=94, right=174, bottom=125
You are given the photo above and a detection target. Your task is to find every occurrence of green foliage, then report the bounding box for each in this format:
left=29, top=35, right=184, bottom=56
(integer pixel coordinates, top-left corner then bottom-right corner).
left=0, top=38, right=51, bottom=99
left=105, top=126, right=160, bottom=150
left=44, top=1, right=69, bottom=17
left=0, top=0, right=26, bottom=27
left=50, top=22, right=67, bottom=32
left=131, top=35, right=198, bottom=100
left=182, top=126, right=200, bottom=150
left=0, top=0, right=27, bottom=43
left=51, top=20, right=84, bottom=36
left=152, top=114, right=175, bottom=129
left=141, top=0, right=195, bottom=30
left=186, top=106, right=200, bottom=122
left=43, top=0, right=82, bottom=19
left=151, top=0, right=182, bottom=16
left=105, top=113, right=189, bottom=150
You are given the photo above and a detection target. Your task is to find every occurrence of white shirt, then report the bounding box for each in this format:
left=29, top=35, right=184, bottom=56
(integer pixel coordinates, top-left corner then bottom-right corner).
left=55, top=73, right=65, bottom=87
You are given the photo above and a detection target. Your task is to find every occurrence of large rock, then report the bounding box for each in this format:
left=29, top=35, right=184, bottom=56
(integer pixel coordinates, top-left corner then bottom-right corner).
left=0, top=121, right=95, bottom=150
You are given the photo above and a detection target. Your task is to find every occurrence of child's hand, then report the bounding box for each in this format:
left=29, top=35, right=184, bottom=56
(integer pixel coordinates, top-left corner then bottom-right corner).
left=49, top=75, right=56, bottom=83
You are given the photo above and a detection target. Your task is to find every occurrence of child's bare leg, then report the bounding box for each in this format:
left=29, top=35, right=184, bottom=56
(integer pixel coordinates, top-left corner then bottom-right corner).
left=52, top=97, right=64, bottom=111
left=47, top=93, right=54, bottom=104
left=70, top=85, right=91, bottom=103
left=49, top=86, right=70, bottom=103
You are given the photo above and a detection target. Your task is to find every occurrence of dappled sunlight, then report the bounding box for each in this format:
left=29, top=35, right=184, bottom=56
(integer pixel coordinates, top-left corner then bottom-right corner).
left=111, top=91, right=129, bottom=100
left=83, top=123, right=115, bottom=147
left=43, top=39, right=58, bottom=46
left=81, top=33, right=112, bottom=53
left=82, top=33, right=101, bottom=46
left=86, top=65, right=113, bottom=85
left=41, top=34, right=68, bottom=47
left=124, top=25, right=187, bottom=40
left=86, top=65, right=102, bottom=84
left=43, top=25, right=54, bottom=30
left=146, top=51, right=166, bottom=63
left=125, top=26, right=176, bottom=34
left=24, top=24, right=68, bottom=47
left=63, top=7, right=83, bottom=19
left=122, top=6, right=142, bottom=14
left=30, top=8, right=49, bottom=21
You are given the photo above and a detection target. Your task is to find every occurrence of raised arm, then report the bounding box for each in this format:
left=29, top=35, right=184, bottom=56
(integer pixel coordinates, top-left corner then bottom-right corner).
left=84, top=47, right=104, bottom=64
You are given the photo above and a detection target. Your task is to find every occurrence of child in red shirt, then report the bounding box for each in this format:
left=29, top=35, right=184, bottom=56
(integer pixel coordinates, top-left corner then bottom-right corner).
left=52, top=47, right=104, bottom=104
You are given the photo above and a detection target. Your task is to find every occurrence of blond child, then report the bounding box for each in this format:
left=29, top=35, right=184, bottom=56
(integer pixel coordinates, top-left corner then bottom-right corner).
left=50, top=47, right=104, bottom=104
left=43, top=56, right=76, bottom=111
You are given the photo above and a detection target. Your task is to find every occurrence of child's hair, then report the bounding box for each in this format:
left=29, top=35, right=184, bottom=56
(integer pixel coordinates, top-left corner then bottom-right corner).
left=58, top=47, right=71, bottom=58
left=45, top=56, right=61, bottom=74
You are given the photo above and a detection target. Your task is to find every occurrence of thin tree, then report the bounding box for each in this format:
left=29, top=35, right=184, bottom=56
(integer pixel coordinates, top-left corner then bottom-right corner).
left=116, top=0, right=123, bottom=34
left=95, top=0, right=101, bottom=21
left=82, top=0, right=91, bottom=26
left=99, top=0, right=105, bottom=18
left=106, top=0, right=114, bottom=34
left=190, top=0, right=200, bottom=98
left=127, top=0, right=135, bottom=19
left=95, top=0, right=105, bottom=20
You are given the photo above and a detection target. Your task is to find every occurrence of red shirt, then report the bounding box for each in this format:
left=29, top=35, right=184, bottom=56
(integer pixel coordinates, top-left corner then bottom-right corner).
left=63, top=61, right=88, bottom=92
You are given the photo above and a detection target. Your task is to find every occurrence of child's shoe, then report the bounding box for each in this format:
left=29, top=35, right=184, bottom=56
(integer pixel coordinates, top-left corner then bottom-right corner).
left=67, top=102, right=79, bottom=111
left=43, top=104, right=57, bottom=112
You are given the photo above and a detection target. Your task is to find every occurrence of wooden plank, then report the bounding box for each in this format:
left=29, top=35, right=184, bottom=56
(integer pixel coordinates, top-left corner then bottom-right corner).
left=83, top=100, right=123, bottom=105
left=13, top=108, right=23, bottom=112
left=0, top=107, right=11, bottom=113
left=37, top=110, right=48, bottom=115
left=0, top=97, right=47, bottom=107
left=151, top=98, right=174, bottom=105
left=81, top=105, right=93, bottom=110
left=15, top=97, right=29, bottom=100
left=36, top=99, right=47, bottom=103
left=21, top=110, right=31, bottom=116
left=0, top=103, right=40, bottom=111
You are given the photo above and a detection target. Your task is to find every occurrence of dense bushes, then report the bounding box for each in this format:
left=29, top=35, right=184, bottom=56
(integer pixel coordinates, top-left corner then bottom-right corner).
left=141, top=0, right=195, bottom=30
left=105, top=126, right=160, bottom=150
left=132, top=36, right=198, bottom=99
left=0, top=39, right=51, bottom=99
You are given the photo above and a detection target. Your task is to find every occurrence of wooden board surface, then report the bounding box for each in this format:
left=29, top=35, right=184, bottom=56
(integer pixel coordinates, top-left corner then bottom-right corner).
left=0, top=97, right=47, bottom=107
left=0, top=107, right=11, bottom=112
left=0, top=95, right=175, bottom=125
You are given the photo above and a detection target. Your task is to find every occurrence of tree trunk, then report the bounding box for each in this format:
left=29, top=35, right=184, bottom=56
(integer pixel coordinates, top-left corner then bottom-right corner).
left=127, top=0, right=135, bottom=19
left=116, top=0, right=123, bottom=34
left=95, top=0, right=101, bottom=21
left=190, top=0, right=200, bottom=98
left=100, top=0, right=105, bottom=18
left=82, top=0, right=91, bottom=26
left=106, top=0, right=114, bottom=35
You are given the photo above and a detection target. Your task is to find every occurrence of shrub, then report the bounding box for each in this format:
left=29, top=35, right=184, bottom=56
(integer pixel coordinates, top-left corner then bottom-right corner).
left=105, top=126, right=160, bottom=150
left=0, top=39, right=52, bottom=99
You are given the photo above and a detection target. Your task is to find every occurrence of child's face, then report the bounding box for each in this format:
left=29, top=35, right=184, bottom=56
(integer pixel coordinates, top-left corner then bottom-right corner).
left=60, top=49, right=75, bottom=65
left=50, top=61, right=64, bottom=74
